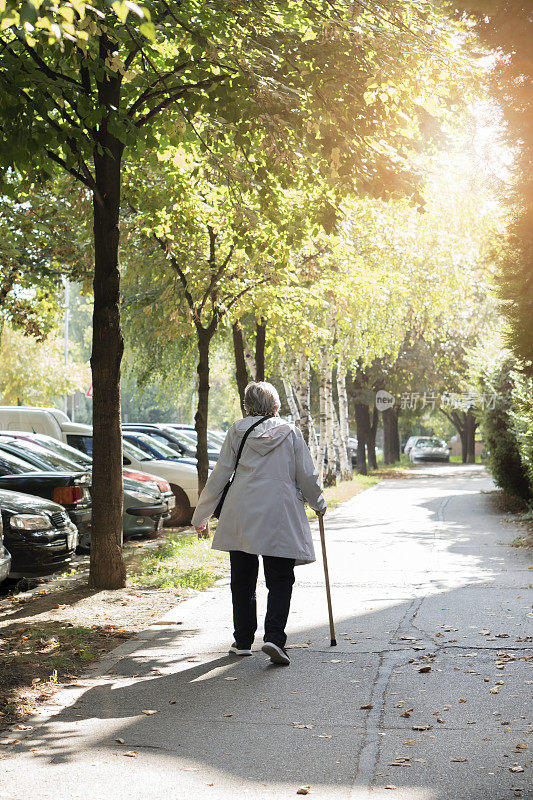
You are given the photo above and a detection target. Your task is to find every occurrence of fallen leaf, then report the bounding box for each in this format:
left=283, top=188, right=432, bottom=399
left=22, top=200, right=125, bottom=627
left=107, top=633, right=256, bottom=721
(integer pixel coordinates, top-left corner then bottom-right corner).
left=412, top=725, right=432, bottom=731
left=451, top=758, right=467, bottom=762
left=296, top=787, right=311, bottom=795
left=437, top=718, right=445, bottom=724
left=293, top=723, right=314, bottom=729
left=115, top=738, right=125, bottom=744
left=403, top=740, right=415, bottom=745
left=418, top=666, right=431, bottom=673
left=459, top=698, right=467, bottom=703
left=223, top=713, right=233, bottom=717
left=224, top=677, right=238, bottom=681
left=169, top=700, right=177, bottom=705
left=489, top=686, right=501, bottom=694
left=384, top=786, right=397, bottom=790
left=510, top=766, right=524, bottom=773
left=360, top=704, right=373, bottom=710
left=400, top=708, right=414, bottom=718
left=141, top=709, right=158, bottom=715
left=515, top=743, right=527, bottom=750
left=317, top=734, right=332, bottom=738
left=123, top=751, right=137, bottom=757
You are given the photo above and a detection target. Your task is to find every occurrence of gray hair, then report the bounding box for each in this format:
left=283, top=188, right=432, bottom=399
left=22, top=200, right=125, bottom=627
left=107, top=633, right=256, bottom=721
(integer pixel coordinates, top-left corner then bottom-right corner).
left=244, top=381, right=280, bottom=417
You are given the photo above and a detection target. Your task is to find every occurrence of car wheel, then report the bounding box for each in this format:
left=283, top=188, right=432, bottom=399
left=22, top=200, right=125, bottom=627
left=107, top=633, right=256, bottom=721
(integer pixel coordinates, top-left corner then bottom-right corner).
left=165, top=485, right=193, bottom=527
left=76, top=531, right=91, bottom=553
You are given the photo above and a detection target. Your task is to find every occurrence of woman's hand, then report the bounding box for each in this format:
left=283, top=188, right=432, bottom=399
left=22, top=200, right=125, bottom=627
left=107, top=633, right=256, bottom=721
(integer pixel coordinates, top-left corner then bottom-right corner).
left=195, top=523, right=208, bottom=538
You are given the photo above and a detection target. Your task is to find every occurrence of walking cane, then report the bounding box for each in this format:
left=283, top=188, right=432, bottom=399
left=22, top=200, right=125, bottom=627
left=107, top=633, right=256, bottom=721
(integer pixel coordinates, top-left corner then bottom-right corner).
left=318, top=513, right=337, bottom=647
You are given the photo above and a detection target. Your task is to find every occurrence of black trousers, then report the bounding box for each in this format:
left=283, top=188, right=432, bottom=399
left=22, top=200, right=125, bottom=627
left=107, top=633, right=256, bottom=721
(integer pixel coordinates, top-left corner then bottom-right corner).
left=229, top=550, right=295, bottom=649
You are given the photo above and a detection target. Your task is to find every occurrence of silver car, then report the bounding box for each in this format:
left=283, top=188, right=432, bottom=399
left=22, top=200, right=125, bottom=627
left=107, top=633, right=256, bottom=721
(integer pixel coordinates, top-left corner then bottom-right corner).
left=409, top=437, right=450, bottom=463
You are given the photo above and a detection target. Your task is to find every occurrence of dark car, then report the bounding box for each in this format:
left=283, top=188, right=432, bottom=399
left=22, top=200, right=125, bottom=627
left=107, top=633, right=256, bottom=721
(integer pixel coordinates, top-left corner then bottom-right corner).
left=122, top=423, right=221, bottom=462
left=0, top=488, right=77, bottom=578
left=0, top=447, right=92, bottom=545
left=0, top=512, right=11, bottom=584
left=0, top=436, right=173, bottom=550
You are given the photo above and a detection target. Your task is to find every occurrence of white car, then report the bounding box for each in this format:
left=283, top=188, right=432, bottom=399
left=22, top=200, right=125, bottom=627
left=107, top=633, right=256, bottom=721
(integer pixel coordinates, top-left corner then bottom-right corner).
left=408, top=436, right=450, bottom=463
left=63, top=426, right=200, bottom=526
left=120, top=439, right=200, bottom=524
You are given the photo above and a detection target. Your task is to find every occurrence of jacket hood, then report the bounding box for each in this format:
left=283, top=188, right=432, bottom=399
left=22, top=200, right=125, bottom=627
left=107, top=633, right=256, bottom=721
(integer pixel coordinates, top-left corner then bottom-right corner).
left=237, top=417, right=293, bottom=456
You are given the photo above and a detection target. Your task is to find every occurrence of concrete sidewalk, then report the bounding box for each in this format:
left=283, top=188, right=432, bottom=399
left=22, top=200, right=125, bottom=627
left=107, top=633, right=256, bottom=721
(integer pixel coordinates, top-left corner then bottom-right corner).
left=0, top=465, right=531, bottom=799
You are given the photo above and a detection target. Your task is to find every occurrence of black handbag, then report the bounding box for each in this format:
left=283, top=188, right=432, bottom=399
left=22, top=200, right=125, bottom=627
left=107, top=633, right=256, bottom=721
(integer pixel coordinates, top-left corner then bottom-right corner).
left=212, top=416, right=269, bottom=519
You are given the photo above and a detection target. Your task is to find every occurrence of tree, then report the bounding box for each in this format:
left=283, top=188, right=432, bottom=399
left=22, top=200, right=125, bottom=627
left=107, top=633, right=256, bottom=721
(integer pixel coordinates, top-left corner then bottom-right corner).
left=453, top=2, right=533, bottom=373
left=0, top=324, right=90, bottom=405
left=0, top=1, right=469, bottom=586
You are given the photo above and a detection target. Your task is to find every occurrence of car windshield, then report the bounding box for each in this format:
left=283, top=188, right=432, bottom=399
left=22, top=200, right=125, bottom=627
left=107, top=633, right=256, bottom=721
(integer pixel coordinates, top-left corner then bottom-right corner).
left=124, top=433, right=179, bottom=459
left=33, top=435, right=93, bottom=467
left=416, top=438, right=445, bottom=448
left=0, top=437, right=83, bottom=471
left=123, top=439, right=154, bottom=462
left=162, top=426, right=220, bottom=451
left=66, top=434, right=94, bottom=457
left=0, top=447, right=41, bottom=475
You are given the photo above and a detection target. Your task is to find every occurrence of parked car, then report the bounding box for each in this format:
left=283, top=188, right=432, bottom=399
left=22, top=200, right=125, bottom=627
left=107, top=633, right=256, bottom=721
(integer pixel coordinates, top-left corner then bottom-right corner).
left=0, top=435, right=173, bottom=549
left=123, top=423, right=221, bottom=462
left=404, top=436, right=419, bottom=457
left=408, top=436, right=450, bottom=463
left=7, top=429, right=175, bottom=497
left=0, top=447, right=92, bottom=545
left=63, top=433, right=200, bottom=526
left=0, top=511, right=11, bottom=584
left=0, top=487, right=77, bottom=577
left=119, top=439, right=200, bottom=525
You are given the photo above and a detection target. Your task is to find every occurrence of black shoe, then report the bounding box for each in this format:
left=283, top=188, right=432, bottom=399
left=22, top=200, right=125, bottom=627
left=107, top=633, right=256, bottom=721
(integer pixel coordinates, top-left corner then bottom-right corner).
left=229, top=642, right=253, bottom=656
left=262, top=642, right=290, bottom=665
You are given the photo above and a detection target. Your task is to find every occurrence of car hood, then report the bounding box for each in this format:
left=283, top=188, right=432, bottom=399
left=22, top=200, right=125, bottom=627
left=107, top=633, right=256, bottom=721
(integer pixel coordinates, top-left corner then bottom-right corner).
left=0, top=488, right=64, bottom=514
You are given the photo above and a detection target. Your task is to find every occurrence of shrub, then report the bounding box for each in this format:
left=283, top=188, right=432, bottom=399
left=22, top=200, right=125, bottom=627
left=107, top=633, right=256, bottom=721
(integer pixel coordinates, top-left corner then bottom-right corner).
left=478, top=358, right=532, bottom=502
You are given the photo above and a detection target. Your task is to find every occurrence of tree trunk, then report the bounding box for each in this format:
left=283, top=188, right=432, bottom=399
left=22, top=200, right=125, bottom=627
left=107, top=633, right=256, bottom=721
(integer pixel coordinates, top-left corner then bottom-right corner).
left=324, top=365, right=337, bottom=486
left=391, top=408, right=400, bottom=462
left=195, top=325, right=215, bottom=495
left=318, top=366, right=327, bottom=484
left=332, top=392, right=351, bottom=481
left=255, top=318, right=266, bottom=381
left=382, top=408, right=395, bottom=464
left=232, top=320, right=249, bottom=415
left=336, top=356, right=352, bottom=471
left=89, top=61, right=125, bottom=590
left=354, top=403, right=371, bottom=475
left=466, top=409, right=477, bottom=464
left=293, top=356, right=318, bottom=457
left=383, top=405, right=401, bottom=464
left=280, top=361, right=301, bottom=423
left=368, top=405, right=378, bottom=470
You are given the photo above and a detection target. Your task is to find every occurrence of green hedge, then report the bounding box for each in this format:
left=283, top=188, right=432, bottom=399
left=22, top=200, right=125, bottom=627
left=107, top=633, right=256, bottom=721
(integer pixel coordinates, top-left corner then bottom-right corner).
left=478, top=358, right=532, bottom=502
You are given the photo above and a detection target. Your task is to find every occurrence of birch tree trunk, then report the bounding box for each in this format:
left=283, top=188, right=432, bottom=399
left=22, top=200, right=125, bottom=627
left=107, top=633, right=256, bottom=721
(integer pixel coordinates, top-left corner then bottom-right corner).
left=317, top=363, right=327, bottom=485
left=335, top=355, right=352, bottom=479
left=292, top=355, right=318, bottom=461
left=323, top=360, right=337, bottom=486
left=280, top=361, right=301, bottom=423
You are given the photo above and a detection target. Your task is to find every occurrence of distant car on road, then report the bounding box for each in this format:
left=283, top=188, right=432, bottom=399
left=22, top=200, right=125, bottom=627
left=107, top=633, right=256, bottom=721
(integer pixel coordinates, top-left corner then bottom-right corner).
left=407, top=437, right=450, bottom=463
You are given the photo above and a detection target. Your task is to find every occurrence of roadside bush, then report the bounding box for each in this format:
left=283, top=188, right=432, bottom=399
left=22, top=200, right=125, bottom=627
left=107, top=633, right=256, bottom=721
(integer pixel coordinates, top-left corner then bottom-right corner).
left=510, top=372, right=533, bottom=493
left=477, top=358, right=532, bottom=502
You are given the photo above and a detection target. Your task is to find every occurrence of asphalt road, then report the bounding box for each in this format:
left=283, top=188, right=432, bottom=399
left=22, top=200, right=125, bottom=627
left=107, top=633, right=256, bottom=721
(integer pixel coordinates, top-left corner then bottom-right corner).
left=1, top=464, right=531, bottom=800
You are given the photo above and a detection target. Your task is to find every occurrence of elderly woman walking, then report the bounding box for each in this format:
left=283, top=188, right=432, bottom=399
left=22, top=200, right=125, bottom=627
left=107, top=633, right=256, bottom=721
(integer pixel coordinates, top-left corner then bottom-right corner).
left=192, top=381, right=326, bottom=665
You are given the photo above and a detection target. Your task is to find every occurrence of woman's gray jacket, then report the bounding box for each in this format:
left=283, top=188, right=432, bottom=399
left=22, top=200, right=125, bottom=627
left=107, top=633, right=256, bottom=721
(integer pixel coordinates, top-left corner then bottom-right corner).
left=191, top=416, right=327, bottom=565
